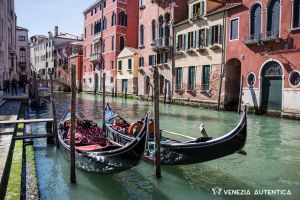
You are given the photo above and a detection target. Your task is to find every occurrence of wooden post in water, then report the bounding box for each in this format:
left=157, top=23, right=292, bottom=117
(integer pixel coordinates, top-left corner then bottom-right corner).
left=153, top=66, right=161, bottom=178
left=164, top=81, right=167, bottom=104
left=102, top=73, right=106, bottom=131
left=238, top=75, right=244, bottom=114
left=70, top=65, right=77, bottom=184
left=50, top=74, right=58, bottom=146
left=125, top=88, right=127, bottom=99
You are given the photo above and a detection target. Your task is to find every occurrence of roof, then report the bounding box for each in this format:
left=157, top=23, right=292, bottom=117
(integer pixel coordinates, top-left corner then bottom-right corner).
left=118, top=47, right=137, bottom=59
left=16, top=26, right=28, bottom=31
left=55, top=33, right=82, bottom=40
left=83, top=0, right=99, bottom=14
left=205, top=2, right=242, bottom=16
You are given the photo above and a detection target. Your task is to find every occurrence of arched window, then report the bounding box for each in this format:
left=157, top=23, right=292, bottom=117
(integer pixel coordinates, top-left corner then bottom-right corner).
left=293, top=0, right=300, bottom=28
left=19, top=48, right=26, bottom=62
left=152, top=20, right=156, bottom=41
left=111, top=11, right=116, bottom=27
left=267, top=0, right=280, bottom=37
left=250, top=4, right=262, bottom=39
left=119, top=11, right=127, bottom=26
left=140, top=25, right=144, bottom=46
left=120, top=36, right=125, bottom=51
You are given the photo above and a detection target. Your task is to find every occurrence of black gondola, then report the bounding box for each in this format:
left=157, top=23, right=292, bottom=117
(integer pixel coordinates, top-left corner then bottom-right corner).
left=58, top=109, right=149, bottom=174
left=105, top=103, right=248, bottom=165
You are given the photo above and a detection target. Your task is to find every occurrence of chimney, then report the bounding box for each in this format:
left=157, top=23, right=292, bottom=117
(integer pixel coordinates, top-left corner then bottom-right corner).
left=54, top=26, right=58, bottom=36
left=48, top=31, right=53, bottom=38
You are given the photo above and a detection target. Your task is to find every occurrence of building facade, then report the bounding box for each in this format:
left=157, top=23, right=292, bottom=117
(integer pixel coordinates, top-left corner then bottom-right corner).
left=16, top=26, right=30, bottom=82
left=82, top=0, right=139, bottom=93
left=225, top=0, right=300, bottom=114
left=117, top=47, right=138, bottom=95
left=68, top=41, right=83, bottom=91
left=173, top=0, right=228, bottom=103
left=30, top=26, right=82, bottom=81
left=0, top=0, right=17, bottom=89
left=137, top=0, right=188, bottom=99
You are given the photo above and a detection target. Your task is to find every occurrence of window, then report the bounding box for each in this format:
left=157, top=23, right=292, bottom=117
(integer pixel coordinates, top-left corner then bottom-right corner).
left=128, top=59, right=132, bottom=71
left=149, top=55, right=156, bottom=66
left=198, top=29, right=206, bottom=47
left=19, top=48, right=26, bottom=62
left=111, top=61, right=114, bottom=69
left=207, top=25, right=223, bottom=45
left=176, top=68, right=182, bottom=89
left=84, top=27, right=87, bottom=38
left=139, top=57, right=144, bottom=67
left=118, top=60, right=122, bottom=71
left=111, top=12, right=116, bottom=27
left=289, top=71, right=300, bottom=87
left=188, top=66, right=196, bottom=90
left=157, top=52, right=168, bottom=64
left=102, top=17, right=107, bottom=30
left=250, top=4, right=262, bottom=39
left=119, top=11, right=127, bottom=26
left=293, top=0, right=300, bottom=28
left=267, top=0, right=280, bottom=37
left=120, top=36, right=125, bottom=51
left=140, top=25, right=144, bottom=46
left=247, top=73, right=256, bottom=87
left=19, top=36, right=25, bottom=41
left=191, top=1, right=204, bottom=18
left=91, top=10, right=94, bottom=16
left=176, top=34, right=185, bottom=51
left=230, top=18, right=239, bottom=40
left=201, top=65, right=210, bottom=91
left=187, top=31, right=195, bottom=49
left=91, top=24, right=93, bottom=36
left=139, top=0, right=145, bottom=8
left=112, top=36, right=115, bottom=51
left=152, top=20, right=156, bottom=41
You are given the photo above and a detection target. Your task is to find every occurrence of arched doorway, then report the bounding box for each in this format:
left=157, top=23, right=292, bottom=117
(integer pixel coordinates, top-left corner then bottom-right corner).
left=94, top=73, right=99, bottom=93
left=225, top=58, right=242, bottom=110
left=261, top=61, right=283, bottom=112
left=145, top=76, right=150, bottom=96
left=159, top=75, right=165, bottom=95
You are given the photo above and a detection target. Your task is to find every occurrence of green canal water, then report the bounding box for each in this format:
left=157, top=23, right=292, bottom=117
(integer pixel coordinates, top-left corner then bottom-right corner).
left=30, top=92, right=300, bottom=200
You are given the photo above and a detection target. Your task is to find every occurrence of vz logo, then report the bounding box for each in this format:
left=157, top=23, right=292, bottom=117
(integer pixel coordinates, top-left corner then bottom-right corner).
left=212, top=187, right=222, bottom=195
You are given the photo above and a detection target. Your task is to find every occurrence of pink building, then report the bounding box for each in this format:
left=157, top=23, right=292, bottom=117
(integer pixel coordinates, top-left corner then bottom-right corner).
left=82, top=0, right=139, bottom=93
left=137, top=0, right=188, bottom=98
left=225, top=0, right=300, bottom=114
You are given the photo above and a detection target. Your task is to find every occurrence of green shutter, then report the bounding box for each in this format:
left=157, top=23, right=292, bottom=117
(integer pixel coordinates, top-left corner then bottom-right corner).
left=206, top=27, right=212, bottom=46
left=202, top=65, right=210, bottom=90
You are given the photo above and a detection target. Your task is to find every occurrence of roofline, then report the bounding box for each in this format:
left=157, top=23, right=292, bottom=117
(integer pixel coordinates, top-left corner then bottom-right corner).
left=205, top=2, right=243, bottom=17
left=83, top=0, right=99, bottom=14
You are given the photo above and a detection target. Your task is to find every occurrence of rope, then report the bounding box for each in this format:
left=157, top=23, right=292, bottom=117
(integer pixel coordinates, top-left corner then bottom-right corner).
left=146, top=141, right=161, bottom=157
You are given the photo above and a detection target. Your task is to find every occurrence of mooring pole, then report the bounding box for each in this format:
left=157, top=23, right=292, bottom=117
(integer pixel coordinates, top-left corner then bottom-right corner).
left=125, top=88, right=127, bottom=99
left=153, top=66, right=161, bottom=178
left=238, top=75, right=244, bottom=114
left=164, top=81, right=167, bottom=104
left=70, top=65, right=77, bottom=184
left=102, top=73, right=106, bottom=131
left=50, top=74, right=58, bottom=146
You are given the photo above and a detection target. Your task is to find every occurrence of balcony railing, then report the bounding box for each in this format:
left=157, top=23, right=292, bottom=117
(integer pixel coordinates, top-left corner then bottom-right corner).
left=244, top=31, right=280, bottom=45
left=200, top=84, right=210, bottom=91
left=187, top=84, right=196, bottom=91
left=151, top=37, right=170, bottom=52
left=90, top=53, right=101, bottom=63
left=174, top=84, right=183, bottom=91
left=93, top=32, right=101, bottom=43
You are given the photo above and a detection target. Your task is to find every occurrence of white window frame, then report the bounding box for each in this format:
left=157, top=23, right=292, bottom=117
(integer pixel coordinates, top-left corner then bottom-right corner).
left=229, top=17, right=239, bottom=41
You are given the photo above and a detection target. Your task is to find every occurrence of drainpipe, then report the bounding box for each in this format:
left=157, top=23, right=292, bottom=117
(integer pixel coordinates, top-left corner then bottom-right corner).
left=98, top=0, right=104, bottom=94
left=217, top=9, right=227, bottom=111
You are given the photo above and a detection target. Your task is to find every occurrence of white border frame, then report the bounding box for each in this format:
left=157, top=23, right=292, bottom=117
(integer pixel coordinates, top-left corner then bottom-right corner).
left=248, top=2, right=264, bottom=37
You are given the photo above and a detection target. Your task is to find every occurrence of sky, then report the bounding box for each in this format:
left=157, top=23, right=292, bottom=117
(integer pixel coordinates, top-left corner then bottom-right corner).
left=15, top=0, right=96, bottom=37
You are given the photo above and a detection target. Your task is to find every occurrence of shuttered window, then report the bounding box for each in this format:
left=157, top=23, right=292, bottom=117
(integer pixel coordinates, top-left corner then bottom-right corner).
left=267, top=0, right=280, bottom=37
left=128, top=59, right=132, bottom=71
left=250, top=4, right=262, bottom=39
left=139, top=57, right=144, bottom=67
left=230, top=18, right=239, bottom=40
left=202, top=65, right=210, bottom=91
left=206, top=25, right=223, bottom=45
left=118, top=60, right=122, bottom=71
left=294, top=0, right=300, bottom=28
left=188, top=66, right=196, bottom=90
left=176, top=68, right=182, bottom=88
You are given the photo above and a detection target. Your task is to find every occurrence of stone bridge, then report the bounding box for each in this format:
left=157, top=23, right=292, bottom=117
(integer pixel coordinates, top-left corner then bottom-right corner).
left=36, top=78, right=71, bottom=91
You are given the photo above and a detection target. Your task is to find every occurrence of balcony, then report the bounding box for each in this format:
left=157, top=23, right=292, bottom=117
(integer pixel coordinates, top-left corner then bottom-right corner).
left=244, top=31, right=280, bottom=45
left=190, top=13, right=204, bottom=21
left=261, top=31, right=280, bottom=42
left=186, top=84, right=196, bottom=92
left=93, top=33, right=101, bottom=43
left=151, top=37, right=170, bottom=53
left=90, top=53, right=101, bottom=63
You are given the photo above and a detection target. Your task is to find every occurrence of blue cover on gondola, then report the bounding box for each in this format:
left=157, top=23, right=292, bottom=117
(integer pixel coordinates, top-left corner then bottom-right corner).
left=105, top=103, right=117, bottom=122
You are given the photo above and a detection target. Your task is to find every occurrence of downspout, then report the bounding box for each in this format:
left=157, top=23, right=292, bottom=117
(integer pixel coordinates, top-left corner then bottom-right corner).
left=98, top=0, right=104, bottom=94
left=217, top=8, right=227, bottom=111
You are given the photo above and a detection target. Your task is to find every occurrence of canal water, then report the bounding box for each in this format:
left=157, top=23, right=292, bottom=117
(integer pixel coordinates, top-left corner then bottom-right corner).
left=30, top=92, right=300, bottom=200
